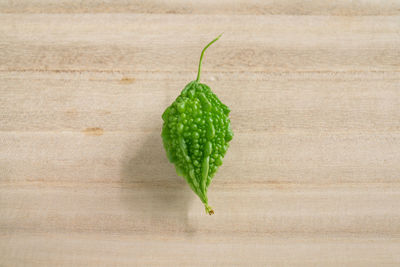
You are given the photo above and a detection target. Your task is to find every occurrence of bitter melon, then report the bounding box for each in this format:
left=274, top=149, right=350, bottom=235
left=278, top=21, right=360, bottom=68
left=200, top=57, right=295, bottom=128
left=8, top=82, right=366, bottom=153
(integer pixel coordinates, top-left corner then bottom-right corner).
left=161, top=35, right=233, bottom=215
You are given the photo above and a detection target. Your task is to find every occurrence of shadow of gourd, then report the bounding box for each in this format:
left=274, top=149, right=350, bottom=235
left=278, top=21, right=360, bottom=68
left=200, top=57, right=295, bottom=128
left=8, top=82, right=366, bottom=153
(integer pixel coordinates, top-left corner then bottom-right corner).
left=120, top=129, right=195, bottom=234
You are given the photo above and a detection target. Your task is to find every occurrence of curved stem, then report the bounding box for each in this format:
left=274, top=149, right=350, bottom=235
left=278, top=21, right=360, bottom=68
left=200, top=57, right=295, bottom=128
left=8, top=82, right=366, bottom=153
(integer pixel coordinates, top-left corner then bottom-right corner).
left=196, top=34, right=222, bottom=83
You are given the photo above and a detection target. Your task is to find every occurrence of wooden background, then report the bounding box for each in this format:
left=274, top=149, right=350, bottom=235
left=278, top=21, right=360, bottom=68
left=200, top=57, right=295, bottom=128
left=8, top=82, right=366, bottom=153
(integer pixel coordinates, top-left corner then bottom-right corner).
left=1, top=1, right=400, bottom=266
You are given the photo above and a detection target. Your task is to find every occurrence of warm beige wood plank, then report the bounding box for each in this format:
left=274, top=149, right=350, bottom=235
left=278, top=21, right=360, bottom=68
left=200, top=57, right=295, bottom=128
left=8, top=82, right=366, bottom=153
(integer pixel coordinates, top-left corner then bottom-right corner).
left=1, top=71, right=399, bottom=132
left=1, top=183, right=400, bottom=265
left=1, top=5, right=399, bottom=266
left=1, top=132, right=400, bottom=184
left=1, top=15, right=399, bottom=73
left=1, top=0, right=400, bottom=15
left=1, top=183, right=399, bottom=235
left=1, top=233, right=399, bottom=266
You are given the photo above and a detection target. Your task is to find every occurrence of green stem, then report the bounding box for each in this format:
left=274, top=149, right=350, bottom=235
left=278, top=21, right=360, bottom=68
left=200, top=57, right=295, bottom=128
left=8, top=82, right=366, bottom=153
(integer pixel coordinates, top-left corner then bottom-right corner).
left=195, top=34, right=222, bottom=83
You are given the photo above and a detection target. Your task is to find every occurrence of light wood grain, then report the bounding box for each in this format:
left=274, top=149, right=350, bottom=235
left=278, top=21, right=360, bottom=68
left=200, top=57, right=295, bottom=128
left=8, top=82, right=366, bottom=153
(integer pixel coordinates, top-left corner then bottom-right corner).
left=1, top=0, right=400, bottom=15
left=2, top=131, right=400, bottom=184
left=1, top=71, right=400, bottom=133
left=2, top=234, right=399, bottom=266
left=1, top=2, right=400, bottom=266
left=1, top=15, right=399, bottom=73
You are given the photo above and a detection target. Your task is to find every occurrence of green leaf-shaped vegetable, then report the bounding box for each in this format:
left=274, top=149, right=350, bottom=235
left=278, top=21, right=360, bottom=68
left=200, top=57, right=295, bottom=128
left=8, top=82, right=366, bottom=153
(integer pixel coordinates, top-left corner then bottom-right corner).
left=161, top=35, right=233, bottom=215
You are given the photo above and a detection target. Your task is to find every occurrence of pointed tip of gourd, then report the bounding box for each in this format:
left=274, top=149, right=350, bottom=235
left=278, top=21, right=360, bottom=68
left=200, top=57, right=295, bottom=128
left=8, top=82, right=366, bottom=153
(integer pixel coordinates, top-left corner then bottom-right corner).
left=205, top=204, right=214, bottom=215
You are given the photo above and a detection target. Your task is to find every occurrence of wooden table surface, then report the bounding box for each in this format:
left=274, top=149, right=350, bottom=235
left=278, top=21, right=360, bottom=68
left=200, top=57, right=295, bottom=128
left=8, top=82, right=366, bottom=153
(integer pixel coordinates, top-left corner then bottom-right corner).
left=1, top=1, right=400, bottom=266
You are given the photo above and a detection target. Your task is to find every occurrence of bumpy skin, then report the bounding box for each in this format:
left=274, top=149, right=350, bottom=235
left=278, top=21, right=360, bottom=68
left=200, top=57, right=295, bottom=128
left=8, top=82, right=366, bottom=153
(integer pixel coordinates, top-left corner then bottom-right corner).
left=161, top=80, right=233, bottom=215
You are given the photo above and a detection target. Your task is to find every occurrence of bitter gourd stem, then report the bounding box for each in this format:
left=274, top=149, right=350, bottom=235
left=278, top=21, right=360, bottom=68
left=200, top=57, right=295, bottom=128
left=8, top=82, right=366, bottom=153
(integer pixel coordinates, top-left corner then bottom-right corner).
left=195, top=34, right=222, bottom=83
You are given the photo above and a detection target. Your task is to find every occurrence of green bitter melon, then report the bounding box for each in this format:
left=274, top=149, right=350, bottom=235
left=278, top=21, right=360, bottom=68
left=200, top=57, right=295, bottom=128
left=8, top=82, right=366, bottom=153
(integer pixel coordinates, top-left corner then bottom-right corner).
left=161, top=35, right=233, bottom=215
